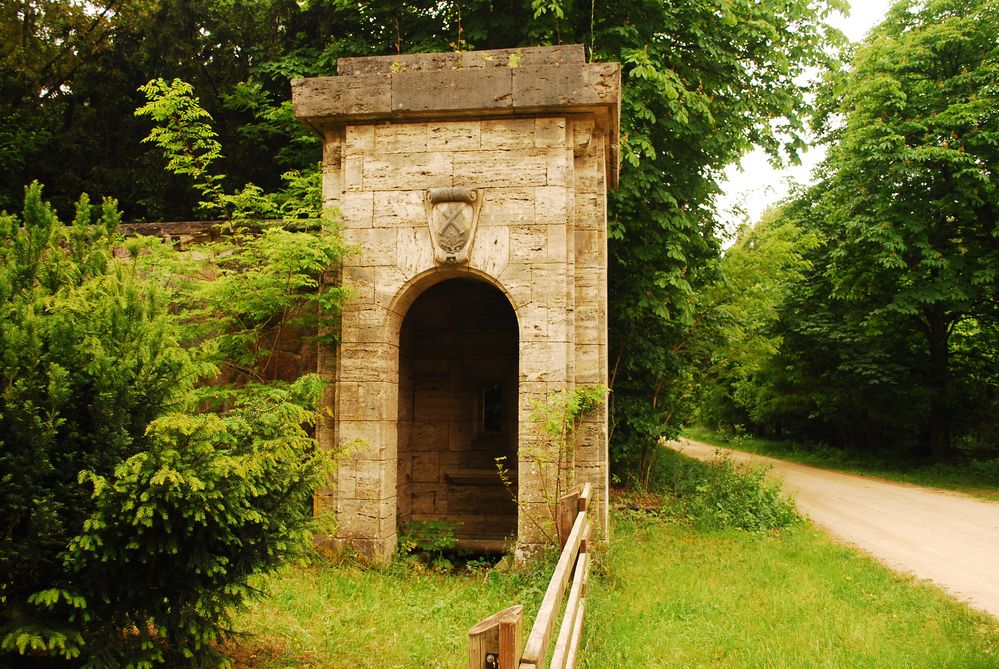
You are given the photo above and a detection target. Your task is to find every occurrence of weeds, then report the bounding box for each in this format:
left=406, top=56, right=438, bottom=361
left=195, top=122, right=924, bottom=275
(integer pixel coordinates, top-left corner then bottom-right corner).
left=685, top=426, right=999, bottom=501
left=622, top=445, right=799, bottom=531
left=498, top=385, right=607, bottom=547
left=397, top=520, right=458, bottom=571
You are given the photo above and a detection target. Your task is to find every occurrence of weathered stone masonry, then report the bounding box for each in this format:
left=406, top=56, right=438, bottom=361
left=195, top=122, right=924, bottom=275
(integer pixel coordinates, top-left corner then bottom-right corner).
left=293, top=44, right=620, bottom=561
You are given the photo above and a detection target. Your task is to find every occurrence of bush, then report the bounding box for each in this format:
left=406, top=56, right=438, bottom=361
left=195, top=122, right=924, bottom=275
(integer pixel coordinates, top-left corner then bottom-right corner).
left=648, top=447, right=799, bottom=531
left=0, top=184, right=331, bottom=667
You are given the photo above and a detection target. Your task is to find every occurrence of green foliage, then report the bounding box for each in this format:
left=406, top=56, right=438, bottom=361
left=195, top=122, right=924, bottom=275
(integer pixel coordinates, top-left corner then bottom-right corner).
left=696, top=209, right=820, bottom=434
left=815, top=0, right=999, bottom=455
left=686, top=426, right=999, bottom=501
left=1, top=0, right=326, bottom=219
left=700, top=0, right=999, bottom=457
left=591, top=0, right=844, bottom=480
left=397, top=520, right=459, bottom=570
left=136, top=78, right=227, bottom=217
left=530, top=385, right=608, bottom=451
left=135, top=225, right=350, bottom=389
left=646, top=448, right=800, bottom=532
left=514, top=385, right=607, bottom=545
left=2, top=1, right=846, bottom=484
left=64, top=390, right=328, bottom=668
left=0, top=182, right=337, bottom=666
left=132, top=77, right=351, bottom=393
left=0, top=182, right=184, bottom=663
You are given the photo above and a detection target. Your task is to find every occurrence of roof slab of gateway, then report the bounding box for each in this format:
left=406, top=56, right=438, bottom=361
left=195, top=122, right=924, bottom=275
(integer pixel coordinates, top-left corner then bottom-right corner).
left=291, top=44, right=620, bottom=188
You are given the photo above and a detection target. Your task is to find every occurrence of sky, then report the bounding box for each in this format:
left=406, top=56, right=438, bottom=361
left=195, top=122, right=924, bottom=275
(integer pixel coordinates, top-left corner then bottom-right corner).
left=715, top=0, right=896, bottom=237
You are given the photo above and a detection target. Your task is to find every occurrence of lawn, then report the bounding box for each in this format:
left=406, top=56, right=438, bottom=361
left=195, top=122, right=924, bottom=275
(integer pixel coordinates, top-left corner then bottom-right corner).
left=683, top=426, right=999, bottom=502
left=228, top=511, right=998, bottom=667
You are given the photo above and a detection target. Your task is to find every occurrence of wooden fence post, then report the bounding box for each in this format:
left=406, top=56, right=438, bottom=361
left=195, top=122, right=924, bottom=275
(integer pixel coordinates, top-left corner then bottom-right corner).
left=557, top=489, right=582, bottom=548
left=468, top=605, right=524, bottom=669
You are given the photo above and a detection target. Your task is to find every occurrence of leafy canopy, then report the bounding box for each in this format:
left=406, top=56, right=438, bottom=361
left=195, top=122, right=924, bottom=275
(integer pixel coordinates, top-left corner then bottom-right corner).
left=696, top=0, right=999, bottom=456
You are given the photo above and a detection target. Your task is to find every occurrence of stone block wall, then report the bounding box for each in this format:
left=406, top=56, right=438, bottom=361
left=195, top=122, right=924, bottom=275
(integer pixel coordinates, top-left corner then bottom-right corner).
left=294, top=45, right=618, bottom=561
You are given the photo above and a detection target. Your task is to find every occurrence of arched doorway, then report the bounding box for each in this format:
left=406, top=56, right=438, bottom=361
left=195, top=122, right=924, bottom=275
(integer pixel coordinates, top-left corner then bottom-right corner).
left=396, top=278, right=519, bottom=550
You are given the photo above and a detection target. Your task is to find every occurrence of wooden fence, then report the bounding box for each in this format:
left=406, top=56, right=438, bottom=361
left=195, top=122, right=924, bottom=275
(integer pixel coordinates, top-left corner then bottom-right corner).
left=467, top=483, right=593, bottom=669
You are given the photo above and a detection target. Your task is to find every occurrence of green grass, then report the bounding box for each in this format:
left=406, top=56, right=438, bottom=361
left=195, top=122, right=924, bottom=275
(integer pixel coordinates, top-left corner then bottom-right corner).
left=583, top=513, right=999, bottom=668
left=228, top=510, right=999, bottom=668
left=227, top=555, right=550, bottom=668
left=683, top=426, right=999, bottom=502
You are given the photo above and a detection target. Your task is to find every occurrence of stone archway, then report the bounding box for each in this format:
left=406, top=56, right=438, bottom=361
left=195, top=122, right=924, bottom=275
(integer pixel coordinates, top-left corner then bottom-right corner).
left=396, top=278, right=519, bottom=551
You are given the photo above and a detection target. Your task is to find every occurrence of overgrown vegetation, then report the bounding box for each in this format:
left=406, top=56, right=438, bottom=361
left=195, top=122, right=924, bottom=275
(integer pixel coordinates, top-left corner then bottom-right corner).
left=227, top=554, right=552, bottom=668
left=0, top=183, right=340, bottom=667
left=0, top=78, right=350, bottom=666
left=501, top=385, right=607, bottom=546
left=221, top=504, right=998, bottom=668
left=617, top=445, right=800, bottom=532
left=397, top=520, right=460, bottom=571
left=686, top=426, right=999, bottom=502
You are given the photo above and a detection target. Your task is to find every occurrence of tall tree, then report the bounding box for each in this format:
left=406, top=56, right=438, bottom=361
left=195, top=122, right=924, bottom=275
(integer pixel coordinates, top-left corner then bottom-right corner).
left=3, top=0, right=845, bottom=477
left=818, top=0, right=999, bottom=455
left=695, top=206, right=819, bottom=433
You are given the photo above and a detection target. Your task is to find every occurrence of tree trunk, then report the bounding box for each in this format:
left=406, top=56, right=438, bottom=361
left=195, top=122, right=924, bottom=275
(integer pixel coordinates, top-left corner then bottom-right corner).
left=925, top=305, right=951, bottom=459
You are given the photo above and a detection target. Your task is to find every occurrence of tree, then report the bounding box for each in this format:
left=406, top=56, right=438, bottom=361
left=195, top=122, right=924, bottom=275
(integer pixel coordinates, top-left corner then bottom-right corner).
left=818, top=0, right=999, bottom=455
left=0, top=0, right=331, bottom=219
left=0, top=183, right=189, bottom=662
left=695, top=206, right=819, bottom=432
left=0, top=182, right=338, bottom=667
left=123, top=0, right=847, bottom=480
left=732, top=188, right=933, bottom=450
left=3, top=0, right=846, bottom=478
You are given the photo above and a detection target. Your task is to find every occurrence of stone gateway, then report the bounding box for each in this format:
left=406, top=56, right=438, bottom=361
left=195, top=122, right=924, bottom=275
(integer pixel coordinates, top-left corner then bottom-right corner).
left=292, top=44, right=620, bottom=561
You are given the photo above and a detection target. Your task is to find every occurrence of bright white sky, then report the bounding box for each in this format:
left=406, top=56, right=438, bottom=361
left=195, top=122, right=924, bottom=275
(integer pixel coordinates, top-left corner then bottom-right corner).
left=715, top=0, right=896, bottom=237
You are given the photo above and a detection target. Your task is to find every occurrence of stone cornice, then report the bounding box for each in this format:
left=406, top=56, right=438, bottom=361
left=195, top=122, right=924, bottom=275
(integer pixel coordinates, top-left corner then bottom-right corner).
left=292, top=45, right=620, bottom=188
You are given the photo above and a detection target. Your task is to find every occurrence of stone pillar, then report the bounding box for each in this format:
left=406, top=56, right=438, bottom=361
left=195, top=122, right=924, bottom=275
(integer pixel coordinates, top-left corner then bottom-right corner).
left=293, top=44, right=619, bottom=561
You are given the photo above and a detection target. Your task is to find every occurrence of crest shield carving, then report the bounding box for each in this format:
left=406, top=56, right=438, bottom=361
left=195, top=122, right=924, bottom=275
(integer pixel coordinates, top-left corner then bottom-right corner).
left=424, top=187, right=483, bottom=264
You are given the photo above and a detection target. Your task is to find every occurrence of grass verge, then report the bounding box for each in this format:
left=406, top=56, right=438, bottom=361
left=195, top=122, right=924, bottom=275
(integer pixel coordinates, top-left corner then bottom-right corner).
left=226, top=555, right=550, bottom=668
left=228, top=518, right=998, bottom=667
left=583, top=512, right=999, bottom=668
left=683, top=426, right=999, bottom=502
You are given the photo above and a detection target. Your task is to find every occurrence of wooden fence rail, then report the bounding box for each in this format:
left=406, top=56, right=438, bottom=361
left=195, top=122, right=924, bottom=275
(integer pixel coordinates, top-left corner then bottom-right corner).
left=468, top=483, right=593, bottom=669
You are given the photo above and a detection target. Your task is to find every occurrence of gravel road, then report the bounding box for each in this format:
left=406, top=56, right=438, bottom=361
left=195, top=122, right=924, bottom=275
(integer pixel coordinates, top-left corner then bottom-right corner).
left=670, top=438, right=999, bottom=620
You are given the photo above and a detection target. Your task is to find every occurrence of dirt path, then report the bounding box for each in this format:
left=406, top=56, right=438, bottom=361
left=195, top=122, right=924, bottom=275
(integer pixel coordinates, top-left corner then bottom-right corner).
left=670, top=438, right=999, bottom=620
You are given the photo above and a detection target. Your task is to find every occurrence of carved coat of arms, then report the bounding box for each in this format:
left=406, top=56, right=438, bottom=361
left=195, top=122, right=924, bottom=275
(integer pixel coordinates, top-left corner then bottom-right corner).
left=424, top=187, right=483, bottom=265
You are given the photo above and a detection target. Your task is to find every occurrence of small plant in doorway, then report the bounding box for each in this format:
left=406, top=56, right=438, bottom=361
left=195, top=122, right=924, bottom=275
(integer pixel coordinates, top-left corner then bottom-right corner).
left=497, top=385, right=608, bottom=547
left=397, top=520, right=458, bottom=571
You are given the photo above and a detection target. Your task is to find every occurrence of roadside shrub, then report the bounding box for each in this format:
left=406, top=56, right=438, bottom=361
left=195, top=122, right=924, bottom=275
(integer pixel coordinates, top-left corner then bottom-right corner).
left=649, top=447, right=799, bottom=531
left=0, top=184, right=191, bottom=663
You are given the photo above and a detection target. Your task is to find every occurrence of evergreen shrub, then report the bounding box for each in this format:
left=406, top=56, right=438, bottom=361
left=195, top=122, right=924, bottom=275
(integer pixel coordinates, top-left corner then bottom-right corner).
left=0, top=184, right=331, bottom=668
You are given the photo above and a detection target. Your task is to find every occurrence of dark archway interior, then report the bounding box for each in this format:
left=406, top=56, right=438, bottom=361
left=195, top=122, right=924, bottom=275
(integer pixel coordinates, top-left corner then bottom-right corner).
left=397, top=278, right=519, bottom=550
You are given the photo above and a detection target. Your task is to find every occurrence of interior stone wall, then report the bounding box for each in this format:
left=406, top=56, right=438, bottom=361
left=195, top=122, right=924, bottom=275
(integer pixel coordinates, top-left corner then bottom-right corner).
left=294, top=45, right=617, bottom=561
left=397, top=279, right=518, bottom=544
